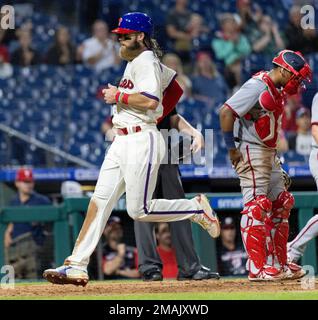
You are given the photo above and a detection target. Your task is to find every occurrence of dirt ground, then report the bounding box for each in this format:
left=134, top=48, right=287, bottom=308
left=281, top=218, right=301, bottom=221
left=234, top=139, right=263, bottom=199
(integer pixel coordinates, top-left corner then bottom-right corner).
left=0, top=278, right=317, bottom=298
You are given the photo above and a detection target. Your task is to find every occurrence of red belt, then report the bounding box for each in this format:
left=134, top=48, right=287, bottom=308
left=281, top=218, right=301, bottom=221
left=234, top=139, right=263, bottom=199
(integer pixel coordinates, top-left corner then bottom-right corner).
left=116, top=126, right=142, bottom=135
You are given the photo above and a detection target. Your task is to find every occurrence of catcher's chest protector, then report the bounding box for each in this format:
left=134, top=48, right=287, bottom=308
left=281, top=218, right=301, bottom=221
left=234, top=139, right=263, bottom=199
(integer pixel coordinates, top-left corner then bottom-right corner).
left=248, top=72, right=285, bottom=147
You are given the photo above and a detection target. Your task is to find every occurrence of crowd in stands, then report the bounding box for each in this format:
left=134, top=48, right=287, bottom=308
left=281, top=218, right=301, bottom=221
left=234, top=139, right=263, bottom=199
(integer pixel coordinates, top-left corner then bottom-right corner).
left=1, top=0, right=318, bottom=166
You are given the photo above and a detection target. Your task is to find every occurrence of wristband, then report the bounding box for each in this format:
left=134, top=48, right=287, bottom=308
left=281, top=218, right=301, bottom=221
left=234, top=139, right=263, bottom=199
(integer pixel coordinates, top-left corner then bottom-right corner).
left=115, top=91, right=129, bottom=104
left=223, top=131, right=236, bottom=150
left=122, top=93, right=129, bottom=105
left=115, top=91, right=121, bottom=103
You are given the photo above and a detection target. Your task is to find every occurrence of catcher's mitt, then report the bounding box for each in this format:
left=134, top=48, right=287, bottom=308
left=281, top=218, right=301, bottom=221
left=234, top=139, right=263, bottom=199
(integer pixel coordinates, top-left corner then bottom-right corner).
left=282, top=168, right=292, bottom=190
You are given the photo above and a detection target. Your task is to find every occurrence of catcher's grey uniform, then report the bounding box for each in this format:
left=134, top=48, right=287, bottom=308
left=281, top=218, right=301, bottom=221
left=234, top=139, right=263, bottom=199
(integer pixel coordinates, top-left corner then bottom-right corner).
left=224, top=72, right=292, bottom=275
left=226, top=75, right=285, bottom=204
left=288, top=92, right=318, bottom=262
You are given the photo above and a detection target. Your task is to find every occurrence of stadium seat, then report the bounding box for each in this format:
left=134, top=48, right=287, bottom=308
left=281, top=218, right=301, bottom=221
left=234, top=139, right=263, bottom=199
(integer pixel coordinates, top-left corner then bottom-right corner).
left=0, top=1, right=312, bottom=168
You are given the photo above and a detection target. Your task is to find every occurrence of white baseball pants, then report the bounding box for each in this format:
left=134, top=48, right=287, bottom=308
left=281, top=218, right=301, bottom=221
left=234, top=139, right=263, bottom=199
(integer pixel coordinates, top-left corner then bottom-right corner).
left=66, top=126, right=203, bottom=269
left=288, top=214, right=318, bottom=262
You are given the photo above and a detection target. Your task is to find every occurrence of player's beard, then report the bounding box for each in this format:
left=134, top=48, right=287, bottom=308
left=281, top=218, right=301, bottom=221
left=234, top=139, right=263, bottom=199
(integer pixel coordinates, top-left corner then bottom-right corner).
left=119, top=39, right=143, bottom=61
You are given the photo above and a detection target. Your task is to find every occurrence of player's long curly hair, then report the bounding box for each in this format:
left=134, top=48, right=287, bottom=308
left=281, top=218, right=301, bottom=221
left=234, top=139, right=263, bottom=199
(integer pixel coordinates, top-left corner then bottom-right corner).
left=143, top=35, right=163, bottom=59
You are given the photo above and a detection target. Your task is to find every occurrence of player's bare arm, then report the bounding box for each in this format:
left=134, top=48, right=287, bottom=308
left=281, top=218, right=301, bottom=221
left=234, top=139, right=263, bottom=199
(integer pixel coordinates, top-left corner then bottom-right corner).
left=102, top=84, right=159, bottom=110
left=170, top=114, right=204, bottom=153
left=219, top=105, right=243, bottom=166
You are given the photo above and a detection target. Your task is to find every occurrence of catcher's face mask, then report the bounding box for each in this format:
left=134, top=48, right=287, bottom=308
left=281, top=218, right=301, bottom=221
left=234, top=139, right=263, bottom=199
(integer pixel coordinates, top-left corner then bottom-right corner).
left=272, top=50, right=312, bottom=96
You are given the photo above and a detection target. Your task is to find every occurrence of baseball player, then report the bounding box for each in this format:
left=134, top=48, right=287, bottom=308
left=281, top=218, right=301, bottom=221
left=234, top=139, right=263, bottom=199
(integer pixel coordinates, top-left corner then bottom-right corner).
left=219, top=49, right=312, bottom=281
left=287, top=92, right=318, bottom=262
left=43, top=12, right=220, bottom=286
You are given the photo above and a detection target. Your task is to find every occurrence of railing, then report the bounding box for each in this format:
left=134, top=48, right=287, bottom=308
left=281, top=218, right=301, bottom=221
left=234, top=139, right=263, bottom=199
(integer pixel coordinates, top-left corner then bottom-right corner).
left=0, top=205, right=71, bottom=268
left=0, top=192, right=317, bottom=275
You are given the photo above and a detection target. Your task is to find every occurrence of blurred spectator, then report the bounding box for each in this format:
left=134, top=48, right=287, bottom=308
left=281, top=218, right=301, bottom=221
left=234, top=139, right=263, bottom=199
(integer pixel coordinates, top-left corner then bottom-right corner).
left=0, top=12, right=17, bottom=46
left=78, top=20, right=120, bottom=73
left=277, top=129, right=289, bottom=154
left=102, top=216, right=139, bottom=279
left=155, top=223, right=178, bottom=279
left=101, top=116, right=116, bottom=142
left=0, top=39, right=9, bottom=64
left=288, top=107, right=312, bottom=156
left=0, top=50, right=13, bottom=79
left=162, top=53, right=192, bottom=100
left=191, top=51, right=229, bottom=108
left=236, top=0, right=263, bottom=34
left=4, top=168, right=51, bottom=279
left=46, top=26, right=76, bottom=65
left=165, top=0, right=194, bottom=72
left=187, top=13, right=210, bottom=39
left=282, top=94, right=304, bottom=134
left=212, top=13, right=251, bottom=89
left=187, top=13, right=210, bottom=52
left=217, top=217, right=248, bottom=276
left=248, top=15, right=285, bottom=57
left=285, top=5, right=318, bottom=54
left=0, top=25, right=12, bottom=78
left=11, top=29, right=40, bottom=66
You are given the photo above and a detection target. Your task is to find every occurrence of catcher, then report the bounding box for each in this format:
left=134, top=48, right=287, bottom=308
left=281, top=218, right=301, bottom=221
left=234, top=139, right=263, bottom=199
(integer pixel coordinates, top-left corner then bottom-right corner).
left=219, top=50, right=312, bottom=281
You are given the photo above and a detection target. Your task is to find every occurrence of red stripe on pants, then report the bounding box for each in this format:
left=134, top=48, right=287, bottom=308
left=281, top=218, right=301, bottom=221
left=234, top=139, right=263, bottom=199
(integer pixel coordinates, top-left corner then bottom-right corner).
left=246, top=145, right=256, bottom=199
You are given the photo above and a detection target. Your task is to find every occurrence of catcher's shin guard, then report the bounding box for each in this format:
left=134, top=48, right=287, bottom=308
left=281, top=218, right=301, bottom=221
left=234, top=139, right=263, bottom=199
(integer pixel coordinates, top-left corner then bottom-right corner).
left=241, top=196, right=272, bottom=273
left=266, top=191, right=294, bottom=268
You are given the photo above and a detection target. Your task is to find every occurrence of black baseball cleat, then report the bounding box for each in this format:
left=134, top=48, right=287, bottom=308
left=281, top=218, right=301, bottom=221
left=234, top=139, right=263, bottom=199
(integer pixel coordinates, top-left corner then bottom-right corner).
left=142, top=268, right=163, bottom=282
left=177, top=266, right=220, bottom=281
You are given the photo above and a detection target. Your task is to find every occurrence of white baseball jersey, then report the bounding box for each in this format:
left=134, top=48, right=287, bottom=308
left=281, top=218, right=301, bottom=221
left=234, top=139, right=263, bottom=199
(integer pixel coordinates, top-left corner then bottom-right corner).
left=311, top=92, right=318, bottom=148
left=112, top=50, right=176, bottom=128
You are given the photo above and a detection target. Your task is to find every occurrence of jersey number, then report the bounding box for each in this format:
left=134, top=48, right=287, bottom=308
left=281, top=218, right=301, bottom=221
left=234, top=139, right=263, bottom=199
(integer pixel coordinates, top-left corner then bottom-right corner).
left=119, top=79, right=134, bottom=89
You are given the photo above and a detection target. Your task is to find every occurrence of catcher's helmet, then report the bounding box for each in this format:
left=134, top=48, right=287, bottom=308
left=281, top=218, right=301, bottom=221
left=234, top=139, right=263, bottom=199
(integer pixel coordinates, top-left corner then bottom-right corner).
left=111, top=12, right=153, bottom=36
left=272, top=50, right=312, bottom=95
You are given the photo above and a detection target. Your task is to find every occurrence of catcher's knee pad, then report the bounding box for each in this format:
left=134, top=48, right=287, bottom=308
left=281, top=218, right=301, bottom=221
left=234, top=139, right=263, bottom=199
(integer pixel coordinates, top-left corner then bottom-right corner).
left=272, top=191, right=294, bottom=219
left=241, top=195, right=272, bottom=222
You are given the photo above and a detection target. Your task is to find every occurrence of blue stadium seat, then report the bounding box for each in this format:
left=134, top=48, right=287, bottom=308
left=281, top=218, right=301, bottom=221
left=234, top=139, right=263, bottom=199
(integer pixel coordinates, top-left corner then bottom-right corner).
left=0, top=1, right=312, bottom=169
left=0, top=110, right=5, bottom=122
